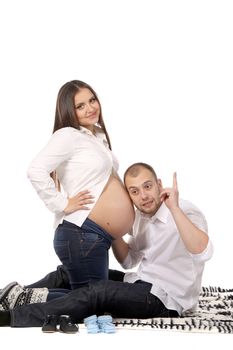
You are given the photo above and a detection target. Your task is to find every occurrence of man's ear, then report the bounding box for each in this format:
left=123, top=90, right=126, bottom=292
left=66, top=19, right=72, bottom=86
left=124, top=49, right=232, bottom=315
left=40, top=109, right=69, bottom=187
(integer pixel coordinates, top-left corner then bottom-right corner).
left=157, top=179, right=163, bottom=191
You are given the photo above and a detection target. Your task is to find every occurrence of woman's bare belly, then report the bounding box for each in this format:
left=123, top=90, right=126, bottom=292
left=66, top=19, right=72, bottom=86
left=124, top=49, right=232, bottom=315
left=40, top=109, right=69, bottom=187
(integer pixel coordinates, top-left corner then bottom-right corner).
left=88, top=174, right=135, bottom=238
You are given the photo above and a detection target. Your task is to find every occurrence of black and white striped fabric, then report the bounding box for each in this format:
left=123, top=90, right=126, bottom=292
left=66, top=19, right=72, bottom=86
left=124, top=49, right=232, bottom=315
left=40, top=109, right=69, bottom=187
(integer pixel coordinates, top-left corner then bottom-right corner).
left=112, top=286, right=233, bottom=333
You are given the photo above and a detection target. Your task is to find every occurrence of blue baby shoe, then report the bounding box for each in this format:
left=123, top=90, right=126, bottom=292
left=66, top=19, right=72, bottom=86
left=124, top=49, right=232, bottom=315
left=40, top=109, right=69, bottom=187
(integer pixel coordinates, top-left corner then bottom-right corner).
left=84, top=314, right=100, bottom=334
left=97, top=315, right=115, bottom=334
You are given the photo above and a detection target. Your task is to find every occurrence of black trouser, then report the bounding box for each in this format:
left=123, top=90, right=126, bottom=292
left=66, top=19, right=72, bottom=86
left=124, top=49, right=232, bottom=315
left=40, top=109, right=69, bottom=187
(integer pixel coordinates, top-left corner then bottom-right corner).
left=26, top=265, right=71, bottom=289
left=11, top=279, right=177, bottom=327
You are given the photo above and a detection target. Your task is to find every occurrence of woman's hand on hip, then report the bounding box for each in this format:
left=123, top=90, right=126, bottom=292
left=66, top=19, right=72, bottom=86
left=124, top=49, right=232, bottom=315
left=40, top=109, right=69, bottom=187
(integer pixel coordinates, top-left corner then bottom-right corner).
left=63, top=190, right=95, bottom=214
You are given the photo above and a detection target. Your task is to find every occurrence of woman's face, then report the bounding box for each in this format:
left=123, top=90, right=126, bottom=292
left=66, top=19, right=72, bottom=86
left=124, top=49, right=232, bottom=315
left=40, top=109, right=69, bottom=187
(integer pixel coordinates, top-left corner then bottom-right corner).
left=74, top=88, right=100, bottom=131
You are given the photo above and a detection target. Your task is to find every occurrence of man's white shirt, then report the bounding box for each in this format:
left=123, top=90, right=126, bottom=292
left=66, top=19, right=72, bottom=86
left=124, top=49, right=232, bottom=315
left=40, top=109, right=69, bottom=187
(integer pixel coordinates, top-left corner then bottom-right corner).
left=122, top=199, right=213, bottom=314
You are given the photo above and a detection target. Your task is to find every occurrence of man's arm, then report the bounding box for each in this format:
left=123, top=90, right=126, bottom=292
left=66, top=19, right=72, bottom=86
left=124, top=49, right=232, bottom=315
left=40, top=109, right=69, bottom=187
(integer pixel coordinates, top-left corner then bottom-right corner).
left=160, top=173, right=209, bottom=254
left=111, top=238, right=129, bottom=263
left=169, top=206, right=209, bottom=254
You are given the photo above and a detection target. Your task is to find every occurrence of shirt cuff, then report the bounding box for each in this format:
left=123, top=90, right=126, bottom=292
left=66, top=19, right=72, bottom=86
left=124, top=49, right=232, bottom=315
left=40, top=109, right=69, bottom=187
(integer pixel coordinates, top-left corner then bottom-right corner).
left=191, top=238, right=214, bottom=262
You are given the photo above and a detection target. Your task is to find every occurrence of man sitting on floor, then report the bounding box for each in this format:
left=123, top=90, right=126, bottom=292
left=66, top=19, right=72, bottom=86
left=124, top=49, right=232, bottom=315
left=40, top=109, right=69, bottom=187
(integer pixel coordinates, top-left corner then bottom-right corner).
left=0, top=162, right=213, bottom=327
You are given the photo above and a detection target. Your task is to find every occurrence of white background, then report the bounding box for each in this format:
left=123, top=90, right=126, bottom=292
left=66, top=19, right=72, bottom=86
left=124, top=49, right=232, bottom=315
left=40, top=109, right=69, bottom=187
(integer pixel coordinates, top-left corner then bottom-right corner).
left=0, top=0, right=233, bottom=348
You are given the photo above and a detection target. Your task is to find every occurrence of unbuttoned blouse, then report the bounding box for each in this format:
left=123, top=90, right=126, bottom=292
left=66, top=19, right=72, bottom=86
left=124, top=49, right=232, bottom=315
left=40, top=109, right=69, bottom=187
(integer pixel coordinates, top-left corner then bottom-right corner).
left=122, top=200, right=213, bottom=315
left=27, top=126, right=119, bottom=228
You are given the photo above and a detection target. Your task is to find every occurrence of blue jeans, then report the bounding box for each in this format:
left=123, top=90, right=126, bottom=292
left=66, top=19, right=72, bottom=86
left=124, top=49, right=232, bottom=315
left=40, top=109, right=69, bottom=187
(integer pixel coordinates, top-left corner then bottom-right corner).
left=26, top=266, right=125, bottom=290
left=53, top=219, right=113, bottom=289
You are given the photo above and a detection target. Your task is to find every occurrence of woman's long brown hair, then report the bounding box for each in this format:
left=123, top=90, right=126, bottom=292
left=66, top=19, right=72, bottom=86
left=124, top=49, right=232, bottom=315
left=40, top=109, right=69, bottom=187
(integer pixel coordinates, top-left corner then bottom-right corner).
left=51, top=80, right=112, bottom=190
left=53, top=80, right=111, bottom=149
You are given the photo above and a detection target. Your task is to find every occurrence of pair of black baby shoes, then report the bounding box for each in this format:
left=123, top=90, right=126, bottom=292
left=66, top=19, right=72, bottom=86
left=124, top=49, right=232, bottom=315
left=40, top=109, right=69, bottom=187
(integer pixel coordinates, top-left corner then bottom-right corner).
left=42, top=314, right=79, bottom=334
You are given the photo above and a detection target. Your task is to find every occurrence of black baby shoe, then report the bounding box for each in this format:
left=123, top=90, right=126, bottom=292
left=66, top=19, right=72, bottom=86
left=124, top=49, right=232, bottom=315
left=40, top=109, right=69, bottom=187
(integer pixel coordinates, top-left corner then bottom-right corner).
left=42, top=314, right=79, bottom=334
left=42, top=314, right=59, bottom=333
left=59, top=315, right=79, bottom=334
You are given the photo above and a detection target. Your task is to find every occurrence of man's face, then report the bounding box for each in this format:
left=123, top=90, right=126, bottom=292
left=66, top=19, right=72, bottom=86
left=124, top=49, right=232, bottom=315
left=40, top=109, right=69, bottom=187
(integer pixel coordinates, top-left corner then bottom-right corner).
left=125, top=168, right=163, bottom=216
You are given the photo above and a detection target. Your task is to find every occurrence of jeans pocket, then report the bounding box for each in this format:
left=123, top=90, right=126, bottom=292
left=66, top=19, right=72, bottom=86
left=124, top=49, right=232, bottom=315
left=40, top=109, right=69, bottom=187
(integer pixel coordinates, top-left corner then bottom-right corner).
left=54, top=240, right=71, bottom=264
left=83, top=232, right=104, bottom=242
left=81, top=232, right=105, bottom=257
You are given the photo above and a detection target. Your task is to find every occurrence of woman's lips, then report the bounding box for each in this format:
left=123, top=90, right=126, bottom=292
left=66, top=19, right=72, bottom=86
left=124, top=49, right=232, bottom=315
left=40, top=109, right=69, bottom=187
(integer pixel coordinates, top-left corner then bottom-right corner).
left=87, top=112, right=97, bottom=119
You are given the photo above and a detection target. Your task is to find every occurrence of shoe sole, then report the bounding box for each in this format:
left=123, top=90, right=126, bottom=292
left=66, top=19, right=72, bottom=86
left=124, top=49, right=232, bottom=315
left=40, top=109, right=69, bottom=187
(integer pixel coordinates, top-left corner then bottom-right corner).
left=42, top=327, right=78, bottom=334
left=59, top=331, right=78, bottom=334
left=42, top=330, right=57, bottom=333
left=0, top=282, right=18, bottom=302
left=42, top=331, right=57, bottom=333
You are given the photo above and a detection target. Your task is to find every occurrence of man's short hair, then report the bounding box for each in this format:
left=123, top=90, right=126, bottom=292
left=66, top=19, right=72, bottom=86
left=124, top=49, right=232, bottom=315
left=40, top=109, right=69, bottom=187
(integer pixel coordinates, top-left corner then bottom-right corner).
left=124, top=162, right=158, bottom=184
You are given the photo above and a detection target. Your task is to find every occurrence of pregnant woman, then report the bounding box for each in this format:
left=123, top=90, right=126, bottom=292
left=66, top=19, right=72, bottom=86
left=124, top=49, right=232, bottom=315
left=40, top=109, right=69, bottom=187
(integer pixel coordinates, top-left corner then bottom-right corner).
left=27, top=80, right=135, bottom=289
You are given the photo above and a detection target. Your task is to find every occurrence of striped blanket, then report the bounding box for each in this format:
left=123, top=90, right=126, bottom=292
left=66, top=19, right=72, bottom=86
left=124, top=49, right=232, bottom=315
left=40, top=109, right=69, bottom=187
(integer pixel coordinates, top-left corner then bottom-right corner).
left=113, top=286, right=233, bottom=333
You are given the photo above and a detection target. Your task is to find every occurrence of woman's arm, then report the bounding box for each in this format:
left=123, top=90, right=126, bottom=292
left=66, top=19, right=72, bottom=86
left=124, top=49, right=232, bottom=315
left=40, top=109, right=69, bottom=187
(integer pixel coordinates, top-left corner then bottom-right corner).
left=27, top=129, right=73, bottom=213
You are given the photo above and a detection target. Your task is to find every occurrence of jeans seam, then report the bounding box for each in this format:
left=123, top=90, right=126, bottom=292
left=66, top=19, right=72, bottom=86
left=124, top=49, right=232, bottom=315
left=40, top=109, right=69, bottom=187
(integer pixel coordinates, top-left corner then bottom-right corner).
left=81, top=235, right=105, bottom=258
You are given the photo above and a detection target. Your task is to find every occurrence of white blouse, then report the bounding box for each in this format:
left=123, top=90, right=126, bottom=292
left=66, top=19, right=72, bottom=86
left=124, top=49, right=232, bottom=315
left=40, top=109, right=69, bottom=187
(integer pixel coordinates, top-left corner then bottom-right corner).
left=27, top=126, right=119, bottom=228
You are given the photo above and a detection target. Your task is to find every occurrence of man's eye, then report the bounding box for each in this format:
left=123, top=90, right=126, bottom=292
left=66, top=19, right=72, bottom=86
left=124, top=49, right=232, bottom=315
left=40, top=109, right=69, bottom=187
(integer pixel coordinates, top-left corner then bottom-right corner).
left=131, top=190, right=138, bottom=195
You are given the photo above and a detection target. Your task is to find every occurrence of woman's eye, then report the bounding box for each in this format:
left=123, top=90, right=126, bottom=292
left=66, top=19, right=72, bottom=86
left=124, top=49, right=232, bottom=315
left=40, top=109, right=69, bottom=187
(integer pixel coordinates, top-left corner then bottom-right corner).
left=76, top=104, right=84, bottom=110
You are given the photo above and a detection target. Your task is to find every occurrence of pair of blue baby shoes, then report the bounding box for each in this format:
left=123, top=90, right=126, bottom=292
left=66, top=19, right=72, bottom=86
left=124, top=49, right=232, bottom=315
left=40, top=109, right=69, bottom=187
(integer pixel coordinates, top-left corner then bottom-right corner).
left=84, top=314, right=115, bottom=334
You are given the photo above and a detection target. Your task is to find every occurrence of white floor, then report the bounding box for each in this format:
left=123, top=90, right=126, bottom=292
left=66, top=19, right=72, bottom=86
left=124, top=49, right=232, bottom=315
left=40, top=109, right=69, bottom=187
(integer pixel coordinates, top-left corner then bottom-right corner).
left=1, top=326, right=232, bottom=350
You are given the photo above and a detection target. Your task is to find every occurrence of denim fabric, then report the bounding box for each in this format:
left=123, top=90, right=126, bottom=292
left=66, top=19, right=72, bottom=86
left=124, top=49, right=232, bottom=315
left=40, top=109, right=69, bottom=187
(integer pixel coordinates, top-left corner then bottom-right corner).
left=25, top=267, right=125, bottom=290
left=46, top=289, right=70, bottom=301
left=26, top=265, right=71, bottom=289
left=53, top=219, right=113, bottom=289
left=26, top=268, right=125, bottom=302
left=11, top=280, right=178, bottom=327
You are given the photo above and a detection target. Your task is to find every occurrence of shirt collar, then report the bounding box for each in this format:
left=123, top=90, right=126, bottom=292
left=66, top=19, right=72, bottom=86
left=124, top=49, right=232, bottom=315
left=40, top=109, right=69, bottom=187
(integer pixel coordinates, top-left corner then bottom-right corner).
left=141, top=202, right=169, bottom=224
left=79, top=125, right=104, bottom=139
